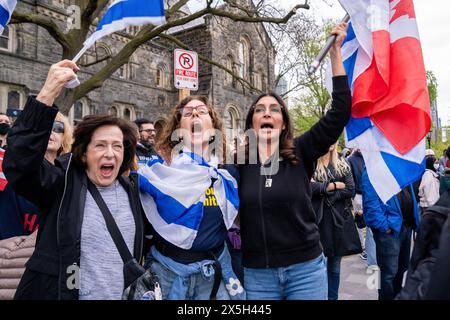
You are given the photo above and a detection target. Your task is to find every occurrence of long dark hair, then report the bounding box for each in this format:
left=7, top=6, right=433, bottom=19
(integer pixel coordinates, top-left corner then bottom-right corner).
left=72, top=114, right=138, bottom=176
left=243, top=92, right=299, bottom=165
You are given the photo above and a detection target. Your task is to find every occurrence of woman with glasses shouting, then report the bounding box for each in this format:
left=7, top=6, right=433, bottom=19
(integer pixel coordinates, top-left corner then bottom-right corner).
left=236, top=22, right=351, bottom=300
left=138, top=96, right=244, bottom=300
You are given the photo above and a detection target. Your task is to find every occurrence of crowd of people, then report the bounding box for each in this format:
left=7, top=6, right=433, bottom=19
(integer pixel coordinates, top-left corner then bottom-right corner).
left=0, top=21, right=449, bottom=301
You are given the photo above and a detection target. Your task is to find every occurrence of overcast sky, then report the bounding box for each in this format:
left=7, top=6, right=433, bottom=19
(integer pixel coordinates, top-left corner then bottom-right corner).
left=188, top=1, right=449, bottom=125
left=278, top=0, right=450, bottom=126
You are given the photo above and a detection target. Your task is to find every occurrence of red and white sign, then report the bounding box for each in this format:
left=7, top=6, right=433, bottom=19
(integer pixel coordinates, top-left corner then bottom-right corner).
left=174, top=49, right=198, bottom=91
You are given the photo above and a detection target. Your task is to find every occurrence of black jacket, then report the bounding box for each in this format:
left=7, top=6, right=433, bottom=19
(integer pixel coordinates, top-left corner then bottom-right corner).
left=136, top=143, right=157, bottom=166
left=3, top=97, right=146, bottom=300
left=347, top=150, right=365, bottom=195
left=311, top=162, right=356, bottom=257
left=238, top=76, right=351, bottom=268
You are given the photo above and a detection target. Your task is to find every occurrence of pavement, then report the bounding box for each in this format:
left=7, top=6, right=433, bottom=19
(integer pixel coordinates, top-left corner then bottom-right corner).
left=339, top=254, right=379, bottom=300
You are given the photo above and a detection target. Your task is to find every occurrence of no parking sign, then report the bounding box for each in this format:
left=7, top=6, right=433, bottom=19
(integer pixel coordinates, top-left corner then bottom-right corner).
left=174, top=49, right=198, bottom=91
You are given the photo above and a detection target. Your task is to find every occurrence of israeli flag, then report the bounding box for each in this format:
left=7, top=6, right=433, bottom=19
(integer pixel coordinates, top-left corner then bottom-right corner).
left=139, top=152, right=239, bottom=250
left=0, top=0, right=17, bottom=34
left=74, top=0, right=165, bottom=61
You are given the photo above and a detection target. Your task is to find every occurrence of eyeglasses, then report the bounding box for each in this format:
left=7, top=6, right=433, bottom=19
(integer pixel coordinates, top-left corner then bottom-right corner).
left=52, top=121, right=65, bottom=134
left=180, top=105, right=209, bottom=117
left=139, top=129, right=156, bottom=134
left=254, top=104, right=283, bottom=114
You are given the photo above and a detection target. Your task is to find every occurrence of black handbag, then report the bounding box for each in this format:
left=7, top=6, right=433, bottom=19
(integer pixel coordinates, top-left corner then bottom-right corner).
left=332, top=205, right=363, bottom=257
left=87, top=180, right=162, bottom=300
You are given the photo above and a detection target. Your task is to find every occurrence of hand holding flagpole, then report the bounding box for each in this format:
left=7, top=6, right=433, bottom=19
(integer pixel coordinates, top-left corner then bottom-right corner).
left=308, top=14, right=350, bottom=75
left=64, top=0, right=167, bottom=89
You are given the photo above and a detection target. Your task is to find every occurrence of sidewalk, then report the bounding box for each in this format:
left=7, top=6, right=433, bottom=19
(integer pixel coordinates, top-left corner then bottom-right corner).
left=339, top=254, right=378, bottom=300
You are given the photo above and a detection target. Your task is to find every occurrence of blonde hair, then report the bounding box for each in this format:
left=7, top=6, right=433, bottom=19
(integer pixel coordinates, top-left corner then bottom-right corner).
left=314, top=143, right=350, bottom=182
left=55, top=112, right=73, bottom=155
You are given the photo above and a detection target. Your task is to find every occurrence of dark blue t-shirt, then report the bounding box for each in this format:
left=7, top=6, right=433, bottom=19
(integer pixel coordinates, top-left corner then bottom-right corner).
left=0, top=184, right=40, bottom=240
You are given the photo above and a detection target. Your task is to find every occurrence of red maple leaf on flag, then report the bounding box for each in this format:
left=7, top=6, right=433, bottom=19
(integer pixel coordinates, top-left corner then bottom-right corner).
left=390, top=0, right=416, bottom=23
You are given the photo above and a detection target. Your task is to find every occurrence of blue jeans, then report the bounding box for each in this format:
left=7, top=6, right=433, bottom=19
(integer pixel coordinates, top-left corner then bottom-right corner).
left=244, top=254, right=328, bottom=300
left=146, top=258, right=231, bottom=300
left=365, top=227, right=377, bottom=267
left=326, top=256, right=342, bottom=300
left=372, top=224, right=412, bottom=300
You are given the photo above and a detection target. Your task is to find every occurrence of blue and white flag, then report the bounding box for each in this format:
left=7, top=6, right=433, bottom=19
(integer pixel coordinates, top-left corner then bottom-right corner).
left=0, top=0, right=17, bottom=34
left=74, top=0, right=165, bottom=61
left=138, top=152, right=239, bottom=250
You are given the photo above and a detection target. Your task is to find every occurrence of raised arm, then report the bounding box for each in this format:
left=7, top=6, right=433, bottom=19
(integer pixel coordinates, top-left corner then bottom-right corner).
left=3, top=60, right=78, bottom=211
left=296, top=23, right=352, bottom=171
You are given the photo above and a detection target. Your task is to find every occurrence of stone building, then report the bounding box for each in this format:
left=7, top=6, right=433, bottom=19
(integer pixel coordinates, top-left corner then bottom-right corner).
left=0, top=0, right=275, bottom=142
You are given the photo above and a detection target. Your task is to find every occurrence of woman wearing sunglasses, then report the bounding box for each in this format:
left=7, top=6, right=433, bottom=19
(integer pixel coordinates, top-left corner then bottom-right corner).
left=0, top=112, right=72, bottom=299
left=138, top=96, right=244, bottom=300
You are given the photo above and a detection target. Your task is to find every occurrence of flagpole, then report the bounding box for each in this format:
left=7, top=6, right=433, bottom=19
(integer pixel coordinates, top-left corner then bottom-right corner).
left=308, top=14, right=350, bottom=75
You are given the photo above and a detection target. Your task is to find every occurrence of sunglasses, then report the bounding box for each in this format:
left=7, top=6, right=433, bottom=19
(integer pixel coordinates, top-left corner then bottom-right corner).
left=52, top=121, right=65, bottom=134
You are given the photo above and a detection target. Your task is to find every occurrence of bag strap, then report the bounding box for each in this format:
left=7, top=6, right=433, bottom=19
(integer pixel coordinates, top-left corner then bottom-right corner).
left=87, top=180, right=134, bottom=264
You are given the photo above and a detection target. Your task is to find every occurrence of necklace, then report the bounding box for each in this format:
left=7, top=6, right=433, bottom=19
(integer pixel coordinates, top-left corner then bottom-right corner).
left=261, top=155, right=278, bottom=188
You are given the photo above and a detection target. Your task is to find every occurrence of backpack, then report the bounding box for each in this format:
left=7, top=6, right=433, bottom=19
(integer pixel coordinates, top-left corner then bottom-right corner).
left=396, top=190, right=450, bottom=300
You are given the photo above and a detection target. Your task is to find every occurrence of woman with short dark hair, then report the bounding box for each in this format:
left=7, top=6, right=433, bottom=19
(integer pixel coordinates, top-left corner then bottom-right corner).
left=3, top=60, right=147, bottom=300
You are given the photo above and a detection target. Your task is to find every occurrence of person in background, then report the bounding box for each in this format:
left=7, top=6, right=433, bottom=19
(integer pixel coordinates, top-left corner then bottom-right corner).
left=348, top=149, right=378, bottom=272
left=311, top=143, right=356, bottom=300
left=0, top=112, right=73, bottom=300
left=134, top=118, right=157, bottom=168
left=0, top=112, right=73, bottom=240
left=418, top=155, right=440, bottom=213
left=439, top=147, right=450, bottom=194
left=0, top=113, right=12, bottom=148
left=438, top=148, right=447, bottom=175
left=362, top=169, right=420, bottom=300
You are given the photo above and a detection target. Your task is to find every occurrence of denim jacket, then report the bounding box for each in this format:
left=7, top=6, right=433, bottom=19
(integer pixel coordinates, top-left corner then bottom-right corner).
left=149, top=245, right=246, bottom=300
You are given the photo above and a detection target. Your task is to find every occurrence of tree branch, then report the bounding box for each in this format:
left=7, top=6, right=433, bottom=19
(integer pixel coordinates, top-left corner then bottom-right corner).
left=208, top=2, right=309, bottom=24
left=10, top=11, right=71, bottom=54
left=159, top=33, right=261, bottom=93
left=74, top=2, right=309, bottom=99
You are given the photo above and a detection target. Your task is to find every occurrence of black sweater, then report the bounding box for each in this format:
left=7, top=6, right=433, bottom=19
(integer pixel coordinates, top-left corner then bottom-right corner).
left=238, top=76, right=352, bottom=268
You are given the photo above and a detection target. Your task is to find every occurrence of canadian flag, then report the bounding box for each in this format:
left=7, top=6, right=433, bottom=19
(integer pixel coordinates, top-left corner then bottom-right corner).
left=0, top=147, right=8, bottom=191
left=330, top=0, right=431, bottom=202
left=341, top=0, right=431, bottom=155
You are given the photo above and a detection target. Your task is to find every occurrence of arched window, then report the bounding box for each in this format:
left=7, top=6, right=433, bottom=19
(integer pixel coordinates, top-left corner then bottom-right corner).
left=224, top=55, right=234, bottom=85
left=225, top=106, right=240, bottom=143
left=0, top=26, right=15, bottom=52
left=124, top=108, right=131, bottom=120
left=238, top=37, right=250, bottom=80
left=0, top=26, right=10, bottom=50
left=109, top=106, right=118, bottom=117
left=70, top=99, right=90, bottom=125
left=73, top=101, right=83, bottom=123
left=156, top=64, right=167, bottom=87
left=111, top=103, right=136, bottom=120
left=7, top=91, right=20, bottom=109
